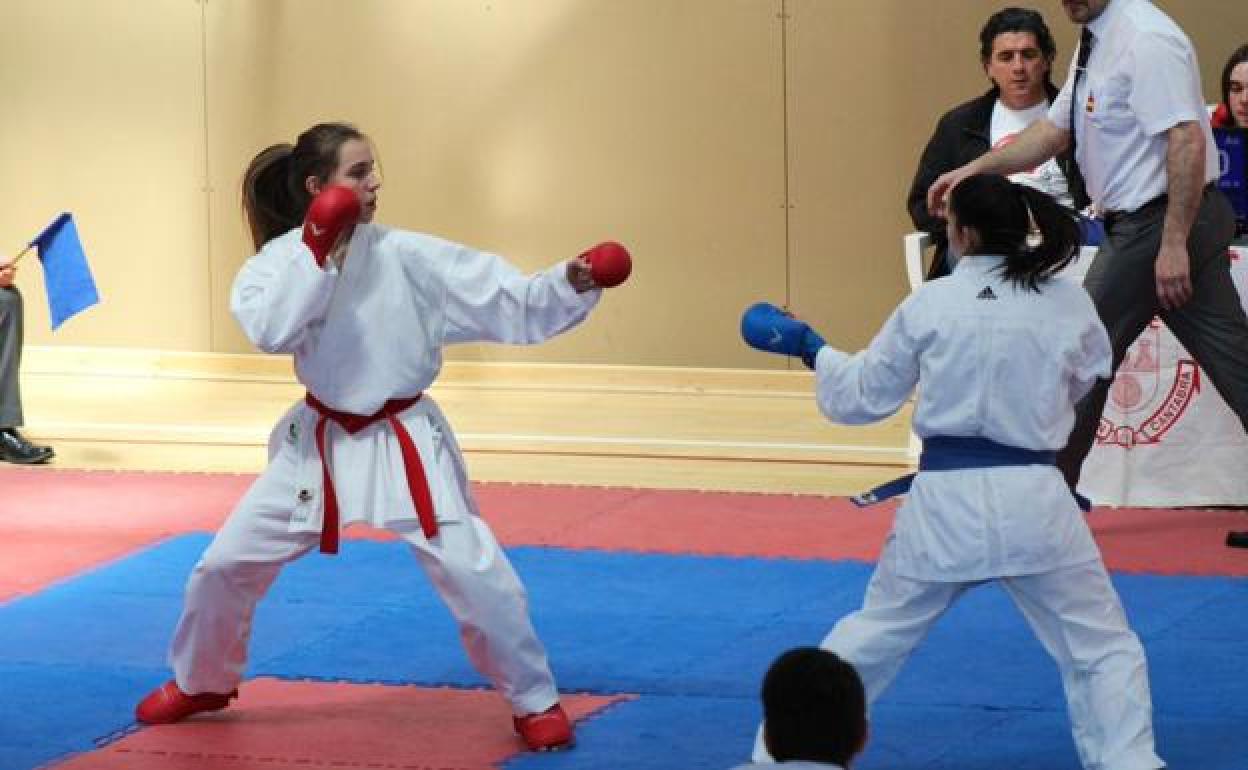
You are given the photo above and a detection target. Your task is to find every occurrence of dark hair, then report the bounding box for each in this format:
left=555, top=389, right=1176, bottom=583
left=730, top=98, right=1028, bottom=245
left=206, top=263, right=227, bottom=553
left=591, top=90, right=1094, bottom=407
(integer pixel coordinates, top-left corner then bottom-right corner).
left=762, top=647, right=867, bottom=765
left=979, top=7, right=1057, bottom=66
left=241, top=122, right=365, bottom=250
left=1220, top=44, right=1248, bottom=127
left=948, top=174, right=1081, bottom=292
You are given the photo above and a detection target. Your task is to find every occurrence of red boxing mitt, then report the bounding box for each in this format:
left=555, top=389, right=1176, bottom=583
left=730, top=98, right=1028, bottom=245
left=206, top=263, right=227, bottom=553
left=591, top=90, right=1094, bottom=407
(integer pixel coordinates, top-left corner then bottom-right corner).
left=1211, top=102, right=1232, bottom=129
left=584, top=241, right=632, bottom=288
left=303, top=185, right=361, bottom=267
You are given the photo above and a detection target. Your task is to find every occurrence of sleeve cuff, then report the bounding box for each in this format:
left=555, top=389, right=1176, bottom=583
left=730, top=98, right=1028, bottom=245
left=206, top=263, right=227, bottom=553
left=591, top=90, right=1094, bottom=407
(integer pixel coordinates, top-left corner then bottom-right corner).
left=1138, top=109, right=1205, bottom=137
left=814, top=345, right=849, bottom=372
left=295, top=242, right=340, bottom=279
left=549, top=260, right=601, bottom=308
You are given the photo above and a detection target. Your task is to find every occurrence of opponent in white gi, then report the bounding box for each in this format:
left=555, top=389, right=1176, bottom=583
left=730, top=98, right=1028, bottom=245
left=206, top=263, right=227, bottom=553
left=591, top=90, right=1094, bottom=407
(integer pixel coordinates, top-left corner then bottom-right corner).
left=136, top=122, right=625, bottom=752
left=742, top=173, right=1163, bottom=770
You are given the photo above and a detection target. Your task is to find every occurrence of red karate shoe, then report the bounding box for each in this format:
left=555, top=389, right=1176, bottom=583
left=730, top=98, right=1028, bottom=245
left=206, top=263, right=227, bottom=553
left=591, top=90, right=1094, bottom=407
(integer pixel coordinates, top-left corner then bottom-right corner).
left=135, top=680, right=237, bottom=724
left=513, top=703, right=575, bottom=751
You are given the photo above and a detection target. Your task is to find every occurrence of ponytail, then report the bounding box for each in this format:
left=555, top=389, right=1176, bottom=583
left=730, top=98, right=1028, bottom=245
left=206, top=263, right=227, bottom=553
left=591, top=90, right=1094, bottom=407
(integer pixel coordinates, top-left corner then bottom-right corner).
left=242, top=144, right=299, bottom=250
left=1006, top=184, right=1080, bottom=290
left=240, top=122, right=366, bottom=250
left=948, top=173, right=1081, bottom=292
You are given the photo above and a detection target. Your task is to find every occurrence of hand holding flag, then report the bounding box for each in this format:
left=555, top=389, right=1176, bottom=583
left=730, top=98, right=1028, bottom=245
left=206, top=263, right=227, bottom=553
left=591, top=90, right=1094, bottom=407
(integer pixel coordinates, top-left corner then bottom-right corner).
left=17, top=213, right=100, bottom=329
left=0, top=256, right=15, bottom=289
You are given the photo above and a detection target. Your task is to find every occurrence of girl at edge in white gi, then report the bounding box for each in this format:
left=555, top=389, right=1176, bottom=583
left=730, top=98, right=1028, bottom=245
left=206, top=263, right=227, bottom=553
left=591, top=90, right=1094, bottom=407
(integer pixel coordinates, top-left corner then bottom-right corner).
left=744, top=173, right=1163, bottom=770
left=134, top=122, right=615, bottom=752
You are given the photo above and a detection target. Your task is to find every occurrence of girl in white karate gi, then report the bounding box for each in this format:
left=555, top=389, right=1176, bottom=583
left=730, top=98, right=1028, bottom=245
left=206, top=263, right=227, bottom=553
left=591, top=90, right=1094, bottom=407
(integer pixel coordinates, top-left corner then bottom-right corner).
left=136, top=122, right=611, bottom=751
left=743, top=173, right=1163, bottom=770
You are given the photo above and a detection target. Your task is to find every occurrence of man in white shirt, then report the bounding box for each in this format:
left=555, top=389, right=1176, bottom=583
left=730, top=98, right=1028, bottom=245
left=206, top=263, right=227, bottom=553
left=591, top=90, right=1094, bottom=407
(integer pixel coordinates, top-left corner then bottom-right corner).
left=927, top=0, right=1246, bottom=540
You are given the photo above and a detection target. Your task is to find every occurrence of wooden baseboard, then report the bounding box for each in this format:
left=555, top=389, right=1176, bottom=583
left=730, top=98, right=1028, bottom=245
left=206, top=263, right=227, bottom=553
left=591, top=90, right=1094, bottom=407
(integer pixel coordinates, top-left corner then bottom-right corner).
left=25, top=345, right=814, bottom=391
left=19, top=345, right=913, bottom=493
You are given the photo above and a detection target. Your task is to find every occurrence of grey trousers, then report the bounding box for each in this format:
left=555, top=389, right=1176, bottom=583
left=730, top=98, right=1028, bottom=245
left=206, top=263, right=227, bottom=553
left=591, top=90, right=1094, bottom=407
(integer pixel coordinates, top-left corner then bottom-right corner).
left=1057, top=187, right=1248, bottom=487
left=0, top=286, right=23, bottom=428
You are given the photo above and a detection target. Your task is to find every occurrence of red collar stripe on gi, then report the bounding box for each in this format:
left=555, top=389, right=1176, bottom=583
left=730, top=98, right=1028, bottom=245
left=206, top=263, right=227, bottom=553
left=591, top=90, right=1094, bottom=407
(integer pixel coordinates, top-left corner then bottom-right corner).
left=305, top=393, right=437, bottom=553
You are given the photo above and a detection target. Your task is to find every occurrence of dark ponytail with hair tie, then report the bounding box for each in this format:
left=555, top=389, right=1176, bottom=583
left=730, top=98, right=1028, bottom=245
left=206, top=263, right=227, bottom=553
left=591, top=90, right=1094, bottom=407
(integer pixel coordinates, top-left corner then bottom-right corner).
left=948, top=174, right=1082, bottom=292
left=1009, top=183, right=1081, bottom=289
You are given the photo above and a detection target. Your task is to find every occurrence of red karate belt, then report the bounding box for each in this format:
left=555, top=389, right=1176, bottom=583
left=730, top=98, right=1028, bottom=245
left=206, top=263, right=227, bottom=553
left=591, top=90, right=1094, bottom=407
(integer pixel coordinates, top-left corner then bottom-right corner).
left=304, top=392, right=437, bottom=554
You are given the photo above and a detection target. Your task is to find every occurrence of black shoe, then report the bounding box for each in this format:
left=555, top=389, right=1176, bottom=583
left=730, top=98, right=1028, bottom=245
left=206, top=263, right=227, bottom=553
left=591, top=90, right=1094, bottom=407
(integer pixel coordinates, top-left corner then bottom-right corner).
left=1228, top=531, right=1248, bottom=549
left=0, top=428, right=54, bottom=464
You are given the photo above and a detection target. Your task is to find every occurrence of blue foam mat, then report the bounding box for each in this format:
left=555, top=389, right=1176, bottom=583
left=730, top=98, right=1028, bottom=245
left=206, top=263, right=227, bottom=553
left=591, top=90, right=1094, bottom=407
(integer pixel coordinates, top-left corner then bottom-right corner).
left=0, top=662, right=160, bottom=770
left=501, top=696, right=1078, bottom=770
left=2, top=534, right=1245, bottom=769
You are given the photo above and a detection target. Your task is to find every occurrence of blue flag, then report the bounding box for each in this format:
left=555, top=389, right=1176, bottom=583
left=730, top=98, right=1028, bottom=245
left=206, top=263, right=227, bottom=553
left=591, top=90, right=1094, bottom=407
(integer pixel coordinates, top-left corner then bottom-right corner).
left=30, top=213, right=99, bottom=330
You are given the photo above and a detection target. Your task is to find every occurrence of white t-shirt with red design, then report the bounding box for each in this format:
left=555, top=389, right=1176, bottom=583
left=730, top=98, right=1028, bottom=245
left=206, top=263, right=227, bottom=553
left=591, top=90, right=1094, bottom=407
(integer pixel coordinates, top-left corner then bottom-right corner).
left=991, top=99, right=1075, bottom=207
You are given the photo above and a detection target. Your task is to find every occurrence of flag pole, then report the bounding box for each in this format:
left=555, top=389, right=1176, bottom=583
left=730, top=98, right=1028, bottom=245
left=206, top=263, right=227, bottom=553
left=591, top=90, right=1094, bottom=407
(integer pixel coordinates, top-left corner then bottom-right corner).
left=6, top=243, right=33, bottom=267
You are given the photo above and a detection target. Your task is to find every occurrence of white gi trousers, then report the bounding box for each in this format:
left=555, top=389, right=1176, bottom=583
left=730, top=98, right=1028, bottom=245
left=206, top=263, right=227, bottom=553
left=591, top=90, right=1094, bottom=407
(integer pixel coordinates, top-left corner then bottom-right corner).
left=167, top=422, right=560, bottom=717
left=753, top=541, right=1163, bottom=770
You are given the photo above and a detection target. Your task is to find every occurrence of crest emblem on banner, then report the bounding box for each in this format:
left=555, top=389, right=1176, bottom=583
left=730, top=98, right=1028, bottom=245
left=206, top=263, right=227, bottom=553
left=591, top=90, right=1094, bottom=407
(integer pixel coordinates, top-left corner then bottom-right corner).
left=1109, top=325, right=1160, bottom=411
left=1097, top=322, right=1201, bottom=448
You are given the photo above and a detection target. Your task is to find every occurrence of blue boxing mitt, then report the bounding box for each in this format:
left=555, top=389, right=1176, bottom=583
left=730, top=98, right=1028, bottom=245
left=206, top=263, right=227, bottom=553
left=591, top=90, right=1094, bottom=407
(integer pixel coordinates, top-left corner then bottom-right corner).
left=740, top=301, right=826, bottom=369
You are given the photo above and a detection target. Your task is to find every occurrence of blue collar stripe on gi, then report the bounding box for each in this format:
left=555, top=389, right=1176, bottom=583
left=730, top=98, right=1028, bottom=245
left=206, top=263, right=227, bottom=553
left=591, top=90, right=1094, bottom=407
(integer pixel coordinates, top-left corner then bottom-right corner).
left=851, top=436, right=1091, bottom=512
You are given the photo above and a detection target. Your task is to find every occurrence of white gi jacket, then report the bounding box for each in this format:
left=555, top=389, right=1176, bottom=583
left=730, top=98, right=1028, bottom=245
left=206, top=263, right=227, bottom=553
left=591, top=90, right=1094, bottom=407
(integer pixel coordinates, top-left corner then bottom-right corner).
left=230, top=224, right=600, bottom=535
left=815, top=256, right=1111, bottom=581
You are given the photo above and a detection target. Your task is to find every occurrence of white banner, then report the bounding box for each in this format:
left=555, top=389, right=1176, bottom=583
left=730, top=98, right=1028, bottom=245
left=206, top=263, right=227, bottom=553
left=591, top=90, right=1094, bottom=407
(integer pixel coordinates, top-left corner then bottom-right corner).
left=1079, top=244, right=1248, bottom=507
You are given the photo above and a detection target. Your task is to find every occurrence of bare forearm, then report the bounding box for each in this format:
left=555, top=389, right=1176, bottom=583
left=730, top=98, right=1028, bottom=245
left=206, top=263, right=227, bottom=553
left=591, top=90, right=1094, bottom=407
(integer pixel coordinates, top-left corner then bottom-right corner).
left=1161, top=122, right=1205, bottom=249
left=926, top=118, right=1069, bottom=217
left=970, top=118, right=1069, bottom=176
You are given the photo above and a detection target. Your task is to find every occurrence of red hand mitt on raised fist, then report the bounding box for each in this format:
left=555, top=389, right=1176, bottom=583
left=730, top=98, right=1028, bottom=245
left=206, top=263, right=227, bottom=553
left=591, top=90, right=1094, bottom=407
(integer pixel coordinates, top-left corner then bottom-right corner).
left=583, top=241, right=632, bottom=288
left=303, top=185, right=361, bottom=267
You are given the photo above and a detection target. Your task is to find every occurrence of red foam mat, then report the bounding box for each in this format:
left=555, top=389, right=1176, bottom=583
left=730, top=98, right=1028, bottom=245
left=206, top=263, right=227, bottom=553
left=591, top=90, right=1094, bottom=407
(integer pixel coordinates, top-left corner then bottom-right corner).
left=52, top=678, right=626, bottom=770
left=0, top=470, right=250, bottom=602
left=1085, top=505, right=1248, bottom=575
left=477, top=483, right=1248, bottom=575
left=483, top=486, right=896, bottom=561
left=0, top=469, right=250, bottom=533
left=3, top=468, right=1246, bottom=605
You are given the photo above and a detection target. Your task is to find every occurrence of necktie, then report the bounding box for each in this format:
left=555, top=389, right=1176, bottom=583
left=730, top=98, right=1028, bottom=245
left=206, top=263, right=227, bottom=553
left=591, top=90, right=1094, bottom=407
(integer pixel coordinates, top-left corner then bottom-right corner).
left=1068, top=26, right=1094, bottom=162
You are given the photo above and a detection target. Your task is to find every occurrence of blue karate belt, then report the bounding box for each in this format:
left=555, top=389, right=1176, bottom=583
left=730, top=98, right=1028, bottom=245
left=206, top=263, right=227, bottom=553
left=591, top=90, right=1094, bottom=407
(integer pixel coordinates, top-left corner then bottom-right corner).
left=851, top=436, right=1091, bottom=512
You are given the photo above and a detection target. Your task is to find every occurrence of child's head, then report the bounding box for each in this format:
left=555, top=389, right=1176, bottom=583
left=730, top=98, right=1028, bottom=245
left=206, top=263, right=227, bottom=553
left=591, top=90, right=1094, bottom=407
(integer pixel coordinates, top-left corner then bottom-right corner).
left=947, top=173, right=1081, bottom=291
left=761, top=647, right=868, bottom=767
left=1220, top=43, right=1248, bottom=128
left=242, top=122, right=381, bottom=249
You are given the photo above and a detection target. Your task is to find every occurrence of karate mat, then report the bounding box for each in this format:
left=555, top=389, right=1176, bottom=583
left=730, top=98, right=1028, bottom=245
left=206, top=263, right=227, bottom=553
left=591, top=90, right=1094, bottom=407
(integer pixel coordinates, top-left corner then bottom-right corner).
left=2, top=467, right=1246, bottom=769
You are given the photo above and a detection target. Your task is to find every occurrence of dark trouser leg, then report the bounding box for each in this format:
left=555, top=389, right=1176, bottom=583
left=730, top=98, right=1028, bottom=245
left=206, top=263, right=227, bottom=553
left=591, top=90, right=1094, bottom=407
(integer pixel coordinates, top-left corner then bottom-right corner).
left=1159, top=191, right=1248, bottom=434
left=1056, top=219, right=1160, bottom=488
left=1058, top=188, right=1240, bottom=489
left=0, top=287, right=24, bottom=428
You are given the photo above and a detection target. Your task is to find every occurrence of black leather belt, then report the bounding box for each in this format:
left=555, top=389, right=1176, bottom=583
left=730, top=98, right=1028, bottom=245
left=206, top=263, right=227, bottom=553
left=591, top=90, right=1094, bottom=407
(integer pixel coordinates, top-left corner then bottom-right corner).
left=1102, top=182, right=1217, bottom=231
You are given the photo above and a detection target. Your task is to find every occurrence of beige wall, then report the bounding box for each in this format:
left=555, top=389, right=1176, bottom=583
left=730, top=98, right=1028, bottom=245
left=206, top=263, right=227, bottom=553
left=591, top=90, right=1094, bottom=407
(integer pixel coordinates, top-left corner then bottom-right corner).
left=3, top=1, right=1246, bottom=368
left=0, top=1, right=209, bottom=350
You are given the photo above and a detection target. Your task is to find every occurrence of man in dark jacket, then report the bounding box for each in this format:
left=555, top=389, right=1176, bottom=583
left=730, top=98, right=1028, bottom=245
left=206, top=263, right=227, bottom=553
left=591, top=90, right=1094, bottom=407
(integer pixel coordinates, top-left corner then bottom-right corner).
left=907, top=7, right=1089, bottom=279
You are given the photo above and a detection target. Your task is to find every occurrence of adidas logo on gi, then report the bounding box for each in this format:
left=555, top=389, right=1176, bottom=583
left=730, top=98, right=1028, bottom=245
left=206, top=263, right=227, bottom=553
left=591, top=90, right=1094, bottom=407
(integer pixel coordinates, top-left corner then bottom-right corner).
left=976, top=286, right=998, bottom=300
